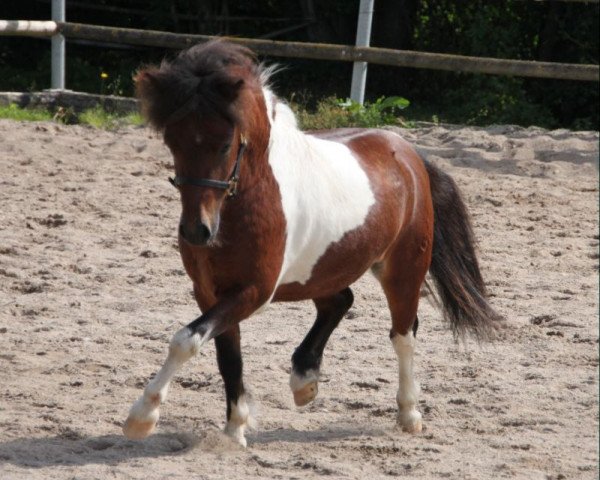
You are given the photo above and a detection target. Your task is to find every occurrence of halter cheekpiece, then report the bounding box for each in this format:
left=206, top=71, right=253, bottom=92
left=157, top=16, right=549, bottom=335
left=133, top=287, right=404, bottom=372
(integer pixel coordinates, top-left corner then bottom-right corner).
left=168, top=134, right=247, bottom=198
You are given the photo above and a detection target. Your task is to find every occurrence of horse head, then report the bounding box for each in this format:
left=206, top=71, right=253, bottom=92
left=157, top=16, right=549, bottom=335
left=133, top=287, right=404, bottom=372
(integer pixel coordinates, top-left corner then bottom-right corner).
left=135, top=40, right=270, bottom=246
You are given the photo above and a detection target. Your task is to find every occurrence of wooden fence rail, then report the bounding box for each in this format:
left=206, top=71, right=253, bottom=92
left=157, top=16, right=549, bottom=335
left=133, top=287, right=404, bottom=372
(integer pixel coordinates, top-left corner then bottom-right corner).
left=0, top=20, right=598, bottom=82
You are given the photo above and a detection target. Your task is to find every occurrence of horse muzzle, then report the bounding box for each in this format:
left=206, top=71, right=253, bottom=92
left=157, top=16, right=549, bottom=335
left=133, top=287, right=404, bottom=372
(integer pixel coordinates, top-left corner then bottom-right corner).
left=179, top=220, right=216, bottom=246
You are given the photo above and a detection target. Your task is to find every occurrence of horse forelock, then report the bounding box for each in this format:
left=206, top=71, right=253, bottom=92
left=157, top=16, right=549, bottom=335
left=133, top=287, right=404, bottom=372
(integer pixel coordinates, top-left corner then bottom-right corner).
left=136, top=40, right=266, bottom=131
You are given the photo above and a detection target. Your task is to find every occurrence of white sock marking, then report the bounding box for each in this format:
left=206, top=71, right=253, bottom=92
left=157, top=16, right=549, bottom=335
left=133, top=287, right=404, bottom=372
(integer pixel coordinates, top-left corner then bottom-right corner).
left=224, top=394, right=255, bottom=447
left=391, top=332, right=422, bottom=430
left=126, top=327, right=209, bottom=428
left=289, top=368, right=319, bottom=392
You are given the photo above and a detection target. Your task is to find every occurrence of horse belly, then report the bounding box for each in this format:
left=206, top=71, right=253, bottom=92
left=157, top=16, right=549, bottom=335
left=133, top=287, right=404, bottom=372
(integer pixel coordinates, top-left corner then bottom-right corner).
left=273, top=230, right=387, bottom=301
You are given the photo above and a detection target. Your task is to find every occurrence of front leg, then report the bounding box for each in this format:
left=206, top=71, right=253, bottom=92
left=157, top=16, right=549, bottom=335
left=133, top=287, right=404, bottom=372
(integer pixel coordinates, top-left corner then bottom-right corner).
left=215, top=325, right=254, bottom=447
left=122, top=324, right=207, bottom=440
left=122, top=288, right=265, bottom=441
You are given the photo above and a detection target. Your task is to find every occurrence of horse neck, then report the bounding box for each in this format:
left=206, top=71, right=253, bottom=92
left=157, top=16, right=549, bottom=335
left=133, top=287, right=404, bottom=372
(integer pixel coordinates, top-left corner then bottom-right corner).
left=263, top=88, right=321, bottom=165
left=234, top=86, right=273, bottom=183
left=236, top=86, right=307, bottom=188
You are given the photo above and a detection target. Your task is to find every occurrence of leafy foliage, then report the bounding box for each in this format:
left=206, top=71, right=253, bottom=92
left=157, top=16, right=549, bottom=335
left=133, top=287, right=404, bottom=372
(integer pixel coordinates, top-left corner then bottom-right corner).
left=294, top=96, right=410, bottom=130
left=406, top=1, right=598, bottom=128
left=339, top=96, right=410, bottom=126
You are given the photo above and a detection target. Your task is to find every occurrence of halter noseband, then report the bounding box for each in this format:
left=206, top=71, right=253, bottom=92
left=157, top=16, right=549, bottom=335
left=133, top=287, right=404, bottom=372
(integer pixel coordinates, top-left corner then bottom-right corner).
left=168, top=134, right=247, bottom=198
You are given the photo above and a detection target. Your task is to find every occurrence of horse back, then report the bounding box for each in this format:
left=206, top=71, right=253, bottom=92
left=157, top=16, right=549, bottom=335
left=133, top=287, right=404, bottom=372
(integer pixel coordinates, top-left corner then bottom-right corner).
left=315, top=128, right=432, bottom=229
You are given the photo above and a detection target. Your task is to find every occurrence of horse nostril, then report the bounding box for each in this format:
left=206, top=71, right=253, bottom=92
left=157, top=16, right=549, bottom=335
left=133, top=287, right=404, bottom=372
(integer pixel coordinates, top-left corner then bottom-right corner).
left=198, top=223, right=211, bottom=242
left=179, top=221, right=212, bottom=245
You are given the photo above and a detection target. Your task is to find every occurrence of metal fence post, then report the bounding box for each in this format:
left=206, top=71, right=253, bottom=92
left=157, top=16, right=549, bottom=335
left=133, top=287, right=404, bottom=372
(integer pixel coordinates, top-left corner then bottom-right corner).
left=350, top=0, right=374, bottom=105
left=51, top=0, right=65, bottom=89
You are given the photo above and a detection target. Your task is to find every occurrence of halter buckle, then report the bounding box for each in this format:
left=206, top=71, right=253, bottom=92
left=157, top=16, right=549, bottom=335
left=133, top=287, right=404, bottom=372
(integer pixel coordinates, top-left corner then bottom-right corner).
left=227, top=177, right=239, bottom=197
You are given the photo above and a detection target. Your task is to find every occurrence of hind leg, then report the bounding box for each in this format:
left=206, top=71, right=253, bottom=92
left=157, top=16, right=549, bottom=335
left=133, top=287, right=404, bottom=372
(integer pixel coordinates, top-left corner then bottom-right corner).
left=390, top=320, right=422, bottom=433
left=290, top=288, right=353, bottom=406
left=377, top=246, right=430, bottom=433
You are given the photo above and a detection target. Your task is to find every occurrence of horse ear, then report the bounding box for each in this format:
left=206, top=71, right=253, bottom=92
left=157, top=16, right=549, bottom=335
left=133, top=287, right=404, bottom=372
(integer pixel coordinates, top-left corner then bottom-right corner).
left=134, top=68, right=162, bottom=100
left=133, top=68, right=167, bottom=128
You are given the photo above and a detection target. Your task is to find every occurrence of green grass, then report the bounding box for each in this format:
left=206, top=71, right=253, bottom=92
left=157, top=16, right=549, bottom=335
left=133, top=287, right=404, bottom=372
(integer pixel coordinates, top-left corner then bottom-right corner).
left=0, top=103, right=145, bottom=129
left=0, top=95, right=414, bottom=131
left=0, top=103, right=53, bottom=122
left=78, top=106, right=144, bottom=129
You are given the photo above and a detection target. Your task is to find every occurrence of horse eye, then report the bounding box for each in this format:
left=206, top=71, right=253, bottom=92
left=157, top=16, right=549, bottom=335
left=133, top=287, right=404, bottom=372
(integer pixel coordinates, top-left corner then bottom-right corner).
left=220, top=143, right=232, bottom=155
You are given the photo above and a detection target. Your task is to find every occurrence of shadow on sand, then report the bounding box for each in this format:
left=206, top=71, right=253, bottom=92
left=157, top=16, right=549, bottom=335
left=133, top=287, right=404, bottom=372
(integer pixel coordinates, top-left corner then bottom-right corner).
left=0, top=424, right=386, bottom=468
left=0, top=432, right=194, bottom=468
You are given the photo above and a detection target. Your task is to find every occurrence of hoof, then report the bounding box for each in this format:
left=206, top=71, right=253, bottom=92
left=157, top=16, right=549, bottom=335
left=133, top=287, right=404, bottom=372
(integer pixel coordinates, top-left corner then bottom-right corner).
left=402, top=419, right=423, bottom=434
left=293, top=381, right=318, bottom=407
left=398, top=410, right=422, bottom=434
left=122, top=416, right=157, bottom=440
left=224, top=425, right=248, bottom=448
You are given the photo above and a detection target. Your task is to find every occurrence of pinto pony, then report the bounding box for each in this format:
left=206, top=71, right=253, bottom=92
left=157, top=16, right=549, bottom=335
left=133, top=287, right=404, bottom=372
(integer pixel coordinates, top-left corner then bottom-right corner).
left=123, top=40, right=501, bottom=446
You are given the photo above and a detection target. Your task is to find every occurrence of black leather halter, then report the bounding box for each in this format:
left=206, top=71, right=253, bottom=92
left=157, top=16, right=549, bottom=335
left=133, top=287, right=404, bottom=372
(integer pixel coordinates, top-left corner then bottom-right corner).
left=168, top=134, right=247, bottom=198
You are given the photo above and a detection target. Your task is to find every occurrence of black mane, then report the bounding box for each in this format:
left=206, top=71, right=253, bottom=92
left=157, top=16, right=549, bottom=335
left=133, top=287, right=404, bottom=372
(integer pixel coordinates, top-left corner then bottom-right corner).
left=136, top=40, right=259, bottom=130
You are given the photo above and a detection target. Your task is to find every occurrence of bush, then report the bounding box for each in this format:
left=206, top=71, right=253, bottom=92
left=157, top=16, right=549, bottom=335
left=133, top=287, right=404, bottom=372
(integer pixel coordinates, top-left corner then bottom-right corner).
left=294, top=96, right=410, bottom=130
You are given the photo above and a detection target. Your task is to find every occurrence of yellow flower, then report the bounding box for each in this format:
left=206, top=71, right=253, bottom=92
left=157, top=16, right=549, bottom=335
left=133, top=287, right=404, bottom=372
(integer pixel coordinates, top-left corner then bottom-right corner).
left=100, top=72, right=109, bottom=79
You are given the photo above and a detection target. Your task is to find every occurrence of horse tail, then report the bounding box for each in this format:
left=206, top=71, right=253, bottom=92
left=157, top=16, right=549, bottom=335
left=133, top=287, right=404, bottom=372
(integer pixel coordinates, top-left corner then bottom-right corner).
left=423, top=157, right=503, bottom=339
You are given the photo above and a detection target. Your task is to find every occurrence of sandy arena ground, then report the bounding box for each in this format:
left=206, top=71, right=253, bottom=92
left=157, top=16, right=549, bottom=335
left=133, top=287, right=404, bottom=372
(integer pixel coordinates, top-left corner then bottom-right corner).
left=0, top=118, right=598, bottom=479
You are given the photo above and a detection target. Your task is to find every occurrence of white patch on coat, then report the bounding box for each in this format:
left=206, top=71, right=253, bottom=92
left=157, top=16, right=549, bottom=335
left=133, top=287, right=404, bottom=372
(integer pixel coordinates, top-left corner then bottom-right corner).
left=263, top=88, right=375, bottom=286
